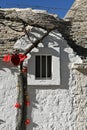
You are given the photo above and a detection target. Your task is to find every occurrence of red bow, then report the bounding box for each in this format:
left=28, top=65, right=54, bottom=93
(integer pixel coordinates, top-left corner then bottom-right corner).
left=3, top=54, right=27, bottom=66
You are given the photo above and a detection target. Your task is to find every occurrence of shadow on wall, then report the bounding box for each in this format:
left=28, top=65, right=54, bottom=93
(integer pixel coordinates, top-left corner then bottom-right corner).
left=26, top=31, right=70, bottom=130
left=0, top=30, right=70, bottom=130
left=0, top=61, right=18, bottom=75
left=43, top=30, right=70, bottom=89
left=0, top=119, right=5, bottom=125
left=26, top=88, right=39, bottom=130
left=28, top=30, right=70, bottom=89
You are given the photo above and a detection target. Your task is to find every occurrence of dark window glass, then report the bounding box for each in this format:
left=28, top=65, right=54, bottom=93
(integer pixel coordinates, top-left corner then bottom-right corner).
left=42, top=56, right=46, bottom=78
left=35, top=55, right=51, bottom=79
left=35, top=56, right=40, bottom=78
left=47, top=56, right=51, bottom=78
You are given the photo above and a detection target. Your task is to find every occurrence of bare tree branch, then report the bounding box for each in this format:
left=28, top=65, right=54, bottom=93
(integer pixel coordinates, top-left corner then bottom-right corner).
left=0, top=9, right=63, bottom=30
left=24, top=28, right=53, bottom=55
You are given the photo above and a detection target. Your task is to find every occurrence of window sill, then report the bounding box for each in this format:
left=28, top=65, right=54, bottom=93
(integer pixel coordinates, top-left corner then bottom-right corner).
left=27, top=75, right=60, bottom=86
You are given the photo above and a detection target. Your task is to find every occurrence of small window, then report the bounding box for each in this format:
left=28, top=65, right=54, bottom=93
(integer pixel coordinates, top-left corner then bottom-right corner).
left=35, top=55, right=52, bottom=79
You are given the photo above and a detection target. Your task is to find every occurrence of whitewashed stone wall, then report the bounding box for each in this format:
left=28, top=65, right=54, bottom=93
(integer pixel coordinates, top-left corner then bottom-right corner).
left=27, top=53, right=87, bottom=130
left=0, top=62, right=18, bottom=130
left=68, top=68, right=87, bottom=130
left=0, top=30, right=87, bottom=130
left=26, top=31, right=87, bottom=130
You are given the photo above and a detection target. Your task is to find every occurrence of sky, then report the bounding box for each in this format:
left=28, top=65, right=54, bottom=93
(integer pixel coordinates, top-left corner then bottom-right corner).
left=0, top=0, right=74, bottom=18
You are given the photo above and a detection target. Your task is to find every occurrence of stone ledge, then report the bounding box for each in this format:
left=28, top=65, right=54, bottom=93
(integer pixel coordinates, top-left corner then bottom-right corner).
left=72, top=63, right=87, bottom=70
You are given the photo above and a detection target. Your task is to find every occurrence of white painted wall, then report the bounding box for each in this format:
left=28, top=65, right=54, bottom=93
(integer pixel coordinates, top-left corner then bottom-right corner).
left=26, top=30, right=87, bottom=130
left=0, top=29, right=87, bottom=130
left=0, top=62, right=18, bottom=130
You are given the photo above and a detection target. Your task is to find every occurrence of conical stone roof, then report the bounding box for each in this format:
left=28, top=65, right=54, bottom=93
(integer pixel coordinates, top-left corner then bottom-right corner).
left=65, top=0, right=87, bottom=49
left=0, top=8, right=63, bottom=59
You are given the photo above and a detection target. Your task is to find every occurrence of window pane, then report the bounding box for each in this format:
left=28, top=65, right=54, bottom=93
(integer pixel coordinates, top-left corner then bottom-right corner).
left=47, top=56, right=51, bottom=78
left=42, top=56, right=46, bottom=78
left=35, top=56, right=40, bottom=78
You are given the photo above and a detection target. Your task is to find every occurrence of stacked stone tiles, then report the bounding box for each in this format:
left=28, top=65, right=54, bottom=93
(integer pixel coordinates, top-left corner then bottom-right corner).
left=0, top=23, right=24, bottom=59
left=0, top=8, right=62, bottom=59
left=65, top=0, right=87, bottom=48
left=1, top=1, right=87, bottom=59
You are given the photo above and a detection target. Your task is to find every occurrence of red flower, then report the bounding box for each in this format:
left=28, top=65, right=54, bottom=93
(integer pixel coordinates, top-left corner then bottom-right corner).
left=15, top=103, right=21, bottom=108
left=25, top=119, right=30, bottom=125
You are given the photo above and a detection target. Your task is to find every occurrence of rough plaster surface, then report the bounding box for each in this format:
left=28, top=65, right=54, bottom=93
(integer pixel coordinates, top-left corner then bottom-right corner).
left=26, top=31, right=87, bottom=130
left=26, top=69, right=87, bottom=130
left=0, top=62, right=18, bottom=130
left=0, top=30, right=87, bottom=130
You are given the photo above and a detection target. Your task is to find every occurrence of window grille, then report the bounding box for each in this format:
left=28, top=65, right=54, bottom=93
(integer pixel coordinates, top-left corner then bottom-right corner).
left=35, top=55, right=52, bottom=79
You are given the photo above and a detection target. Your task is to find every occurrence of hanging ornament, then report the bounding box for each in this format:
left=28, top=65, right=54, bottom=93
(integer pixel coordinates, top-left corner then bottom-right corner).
left=11, top=54, right=20, bottom=66
left=3, top=54, right=27, bottom=66
left=15, top=103, right=21, bottom=108
left=25, top=101, right=30, bottom=106
left=25, top=119, right=30, bottom=125
left=11, top=54, right=27, bottom=66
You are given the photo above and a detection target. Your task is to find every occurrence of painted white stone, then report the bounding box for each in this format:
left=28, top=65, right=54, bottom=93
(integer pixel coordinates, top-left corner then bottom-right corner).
left=26, top=30, right=87, bottom=130
left=27, top=30, right=61, bottom=86
left=0, top=29, right=87, bottom=130
left=14, top=27, right=47, bottom=51
left=0, top=62, right=18, bottom=130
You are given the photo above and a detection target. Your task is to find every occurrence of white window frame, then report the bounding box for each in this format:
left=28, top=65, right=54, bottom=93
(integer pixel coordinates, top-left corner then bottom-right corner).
left=27, top=47, right=60, bottom=86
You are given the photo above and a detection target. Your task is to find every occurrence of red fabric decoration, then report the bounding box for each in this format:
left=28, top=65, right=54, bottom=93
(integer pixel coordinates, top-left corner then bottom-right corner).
left=19, top=54, right=27, bottom=62
left=25, top=101, right=30, bottom=106
left=15, top=103, right=21, bottom=108
left=11, top=54, right=20, bottom=66
left=25, top=119, right=30, bottom=125
left=3, top=54, right=27, bottom=66
left=2, top=54, right=11, bottom=62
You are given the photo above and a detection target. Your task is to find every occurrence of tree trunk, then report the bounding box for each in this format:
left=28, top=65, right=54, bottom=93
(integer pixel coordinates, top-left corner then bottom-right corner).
left=16, top=72, right=27, bottom=130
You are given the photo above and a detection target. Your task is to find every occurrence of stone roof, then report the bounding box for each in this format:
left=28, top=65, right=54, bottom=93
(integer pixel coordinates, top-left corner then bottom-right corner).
left=0, top=8, right=64, bottom=59
left=1, top=5, right=87, bottom=60
left=64, top=0, right=87, bottom=57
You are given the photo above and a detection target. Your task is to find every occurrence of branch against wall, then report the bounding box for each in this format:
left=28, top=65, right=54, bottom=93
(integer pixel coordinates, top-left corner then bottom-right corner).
left=0, top=9, right=64, bottom=130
